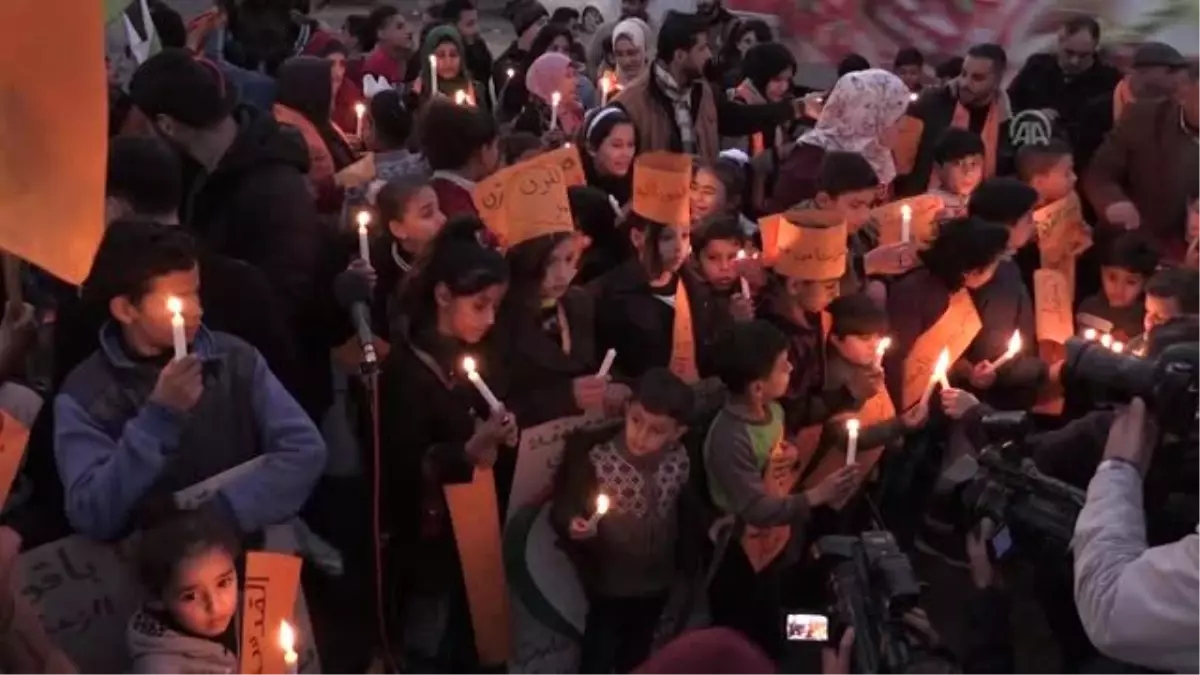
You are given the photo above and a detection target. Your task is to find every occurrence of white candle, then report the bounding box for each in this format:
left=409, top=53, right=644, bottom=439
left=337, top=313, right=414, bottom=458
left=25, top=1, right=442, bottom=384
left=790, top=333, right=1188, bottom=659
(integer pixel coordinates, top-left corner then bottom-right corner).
left=1082, top=328, right=1098, bottom=341
left=875, top=336, right=892, bottom=368
left=167, top=296, right=186, bottom=360
left=1099, top=333, right=1113, bottom=348
left=597, top=348, right=617, bottom=377
left=990, top=330, right=1022, bottom=369
left=585, top=493, right=610, bottom=528
left=463, top=356, right=503, bottom=411
left=280, top=620, right=298, bottom=674
left=488, top=77, right=498, bottom=108
left=735, top=249, right=751, bottom=299
left=354, top=102, right=366, bottom=137
left=900, top=204, right=913, bottom=243
left=429, top=54, right=438, bottom=94
left=356, top=211, right=371, bottom=262
left=506, top=68, right=515, bottom=80
left=454, top=89, right=469, bottom=105
left=908, top=92, right=919, bottom=102
left=600, top=76, right=612, bottom=106
left=845, top=419, right=860, bottom=465
left=550, top=91, right=561, bottom=130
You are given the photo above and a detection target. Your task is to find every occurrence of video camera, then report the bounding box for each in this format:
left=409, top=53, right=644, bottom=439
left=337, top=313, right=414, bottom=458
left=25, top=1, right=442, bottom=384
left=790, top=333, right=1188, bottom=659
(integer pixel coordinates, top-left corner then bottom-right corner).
left=813, top=531, right=921, bottom=674
left=960, top=412, right=1086, bottom=557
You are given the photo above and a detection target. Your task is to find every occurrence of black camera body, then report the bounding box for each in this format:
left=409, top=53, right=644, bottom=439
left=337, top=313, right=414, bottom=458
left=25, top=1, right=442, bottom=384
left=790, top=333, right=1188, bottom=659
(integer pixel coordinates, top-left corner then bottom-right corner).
left=813, top=531, right=921, bottom=674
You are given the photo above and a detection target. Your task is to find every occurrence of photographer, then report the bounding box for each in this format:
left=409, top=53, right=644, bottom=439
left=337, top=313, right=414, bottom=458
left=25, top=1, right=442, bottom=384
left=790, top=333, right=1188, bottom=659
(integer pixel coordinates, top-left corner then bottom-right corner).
left=1072, top=397, right=1199, bottom=673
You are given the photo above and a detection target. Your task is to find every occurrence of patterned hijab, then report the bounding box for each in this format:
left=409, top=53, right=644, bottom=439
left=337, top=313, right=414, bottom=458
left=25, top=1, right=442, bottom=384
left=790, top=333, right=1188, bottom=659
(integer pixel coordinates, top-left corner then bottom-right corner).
left=797, top=69, right=911, bottom=184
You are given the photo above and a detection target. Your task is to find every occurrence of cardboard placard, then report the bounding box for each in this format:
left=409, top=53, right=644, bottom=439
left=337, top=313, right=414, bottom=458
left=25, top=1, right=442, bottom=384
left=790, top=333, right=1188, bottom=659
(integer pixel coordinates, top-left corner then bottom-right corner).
left=1034, top=192, right=1088, bottom=266
left=890, top=116, right=924, bottom=175
left=444, top=468, right=511, bottom=666
left=0, top=410, right=30, bottom=509
left=762, top=210, right=847, bottom=281
left=474, top=148, right=581, bottom=247
left=872, top=194, right=944, bottom=247
left=239, top=551, right=303, bottom=675
left=631, top=152, right=691, bottom=228
left=741, top=424, right=821, bottom=573
left=506, top=412, right=617, bottom=523
left=669, top=278, right=699, bottom=384
left=800, top=390, right=897, bottom=494
left=1, top=0, right=107, bottom=284
left=900, top=290, right=982, bottom=410
left=1034, top=269, right=1074, bottom=345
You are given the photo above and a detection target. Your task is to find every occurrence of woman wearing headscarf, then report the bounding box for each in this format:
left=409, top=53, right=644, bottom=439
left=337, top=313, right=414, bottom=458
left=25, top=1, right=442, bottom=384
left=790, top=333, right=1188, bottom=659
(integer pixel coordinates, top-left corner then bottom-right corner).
left=417, top=24, right=488, bottom=111
left=768, top=69, right=911, bottom=211
left=513, top=52, right=585, bottom=137
left=728, top=42, right=797, bottom=212
left=599, top=17, right=651, bottom=93
left=717, top=19, right=772, bottom=89
left=273, top=56, right=357, bottom=213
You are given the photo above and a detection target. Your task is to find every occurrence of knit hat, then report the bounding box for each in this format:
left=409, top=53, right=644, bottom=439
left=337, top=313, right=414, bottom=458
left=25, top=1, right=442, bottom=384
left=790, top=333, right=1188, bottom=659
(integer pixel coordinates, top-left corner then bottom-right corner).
left=129, top=48, right=236, bottom=127
left=512, top=2, right=549, bottom=38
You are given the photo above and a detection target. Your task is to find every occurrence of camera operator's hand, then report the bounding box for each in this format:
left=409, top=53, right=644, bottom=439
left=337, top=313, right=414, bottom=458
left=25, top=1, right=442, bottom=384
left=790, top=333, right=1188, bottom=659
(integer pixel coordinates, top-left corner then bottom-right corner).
left=968, top=360, right=997, bottom=389
left=940, top=387, right=980, bottom=420
left=804, top=465, right=859, bottom=508
left=821, top=627, right=855, bottom=675
left=1102, top=397, right=1158, bottom=475
left=965, top=519, right=997, bottom=589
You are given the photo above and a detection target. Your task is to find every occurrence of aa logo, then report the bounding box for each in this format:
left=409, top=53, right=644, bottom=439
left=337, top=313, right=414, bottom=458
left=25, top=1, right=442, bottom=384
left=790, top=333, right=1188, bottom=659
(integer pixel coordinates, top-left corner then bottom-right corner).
left=1010, top=109, right=1053, bottom=147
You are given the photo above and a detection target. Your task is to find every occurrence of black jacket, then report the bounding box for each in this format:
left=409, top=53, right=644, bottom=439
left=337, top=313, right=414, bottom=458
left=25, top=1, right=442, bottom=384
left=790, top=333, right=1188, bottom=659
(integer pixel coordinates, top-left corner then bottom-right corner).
left=1007, top=54, right=1121, bottom=150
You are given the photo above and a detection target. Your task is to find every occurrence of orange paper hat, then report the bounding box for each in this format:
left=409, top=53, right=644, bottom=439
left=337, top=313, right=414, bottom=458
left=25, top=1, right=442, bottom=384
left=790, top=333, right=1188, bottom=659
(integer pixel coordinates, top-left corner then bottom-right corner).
left=631, top=151, right=692, bottom=229
left=759, top=209, right=847, bottom=281
left=473, top=146, right=586, bottom=247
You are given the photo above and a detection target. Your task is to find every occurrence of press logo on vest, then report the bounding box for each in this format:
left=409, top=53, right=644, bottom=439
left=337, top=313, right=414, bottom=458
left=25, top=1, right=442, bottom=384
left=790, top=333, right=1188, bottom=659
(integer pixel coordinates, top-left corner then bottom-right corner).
left=1009, top=109, right=1053, bottom=147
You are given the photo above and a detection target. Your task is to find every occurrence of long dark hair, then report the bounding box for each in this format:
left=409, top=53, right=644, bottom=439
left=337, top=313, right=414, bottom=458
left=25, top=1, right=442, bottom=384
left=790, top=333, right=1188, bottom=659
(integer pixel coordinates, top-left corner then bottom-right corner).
left=919, top=216, right=1009, bottom=291
left=625, top=213, right=670, bottom=278
left=504, top=232, right=575, bottom=308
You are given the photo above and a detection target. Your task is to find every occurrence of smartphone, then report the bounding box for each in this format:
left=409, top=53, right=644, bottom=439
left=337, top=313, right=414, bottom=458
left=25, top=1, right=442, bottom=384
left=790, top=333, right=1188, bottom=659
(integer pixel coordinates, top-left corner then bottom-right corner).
left=989, top=525, right=1013, bottom=559
left=785, top=613, right=829, bottom=642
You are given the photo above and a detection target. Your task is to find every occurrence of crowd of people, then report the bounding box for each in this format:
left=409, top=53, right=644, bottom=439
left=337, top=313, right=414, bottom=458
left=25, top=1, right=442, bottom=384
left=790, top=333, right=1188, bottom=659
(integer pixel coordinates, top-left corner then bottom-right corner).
left=2, top=0, right=1197, bottom=672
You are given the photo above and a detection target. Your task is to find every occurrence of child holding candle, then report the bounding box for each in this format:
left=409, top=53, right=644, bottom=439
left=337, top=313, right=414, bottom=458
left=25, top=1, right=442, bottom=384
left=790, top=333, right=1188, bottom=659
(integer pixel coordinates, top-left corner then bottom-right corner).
left=416, top=26, right=487, bottom=112
left=514, top=52, right=584, bottom=138
left=55, top=224, right=326, bottom=541
left=926, top=128, right=985, bottom=218
left=704, top=320, right=858, bottom=656
left=692, top=217, right=757, bottom=324
left=377, top=216, right=516, bottom=667
left=1077, top=234, right=1159, bottom=342
left=364, top=177, right=447, bottom=331
left=551, top=368, right=697, bottom=674
left=689, top=158, right=752, bottom=234
left=128, top=508, right=243, bottom=674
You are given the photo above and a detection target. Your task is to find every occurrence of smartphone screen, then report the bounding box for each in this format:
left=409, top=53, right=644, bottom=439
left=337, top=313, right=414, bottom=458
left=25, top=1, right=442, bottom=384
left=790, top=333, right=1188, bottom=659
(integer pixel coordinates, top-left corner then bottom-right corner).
left=786, top=613, right=829, bottom=642
left=990, top=525, right=1013, bottom=558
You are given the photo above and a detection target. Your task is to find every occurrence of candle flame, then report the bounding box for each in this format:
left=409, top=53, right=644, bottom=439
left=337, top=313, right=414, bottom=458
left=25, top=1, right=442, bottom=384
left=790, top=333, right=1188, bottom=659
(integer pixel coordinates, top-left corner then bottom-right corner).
left=551, top=91, right=562, bottom=106
left=736, top=249, right=747, bottom=261
left=462, top=356, right=478, bottom=375
left=845, top=418, right=860, bottom=433
left=279, top=620, right=295, bottom=653
left=1111, top=341, right=1125, bottom=354
left=600, top=77, right=611, bottom=93
left=933, top=347, right=950, bottom=378
left=506, top=68, right=515, bottom=78
left=1100, top=333, right=1113, bottom=348
left=1006, top=330, right=1021, bottom=357
left=908, top=92, right=918, bottom=102
left=900, top=204, right=912, bottom=220
left=354, top=102, right=366, bottom=117
left=166, top=296, right=183, bottom=315
left=1083, top=328, right=1098, bottom=341
left=455, top=90, right=468, bottom=105
left=596, top=493, right=610, bottom=515
left=429, top=54, right=437, bottom=66
left=356, top=210, right=371, bottom=228
left=876, top=336, right=892, bottom=357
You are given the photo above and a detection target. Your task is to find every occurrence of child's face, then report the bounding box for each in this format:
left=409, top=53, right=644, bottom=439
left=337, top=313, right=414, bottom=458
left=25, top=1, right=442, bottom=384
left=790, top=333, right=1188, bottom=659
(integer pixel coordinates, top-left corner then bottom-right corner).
left=759, top=349, right=793, bottom=400
left=832, top=333, right=885, bottom=368
left=390, top=186, right=447, bottom=257
left=1031, top=155, right=1077, bottom=203
left=164, top=547, right=238, bottom=638
left=114, top=267, right=202, bottom=356
left=1007, top=212, right=1036, bottom=253
left=623, top=401, right=685, bottom=456
left=435, top=282, right=506, bottom=344
left=541, top=236, right=581, bottom=301
left=936, top=154, right=984, bottom=196
left=697, top=238, right=742, bottom=291
left=655, top=225, right=691, bottom=275
left=816, top=188, right=875, bottom=233
left=1144, top=293, right=1181, bottom=335
left=1101, top=266, right=1146, bottom=309
left=690, top=168, right=726, bottom=225
left=787, top=277, right=840, bottom=314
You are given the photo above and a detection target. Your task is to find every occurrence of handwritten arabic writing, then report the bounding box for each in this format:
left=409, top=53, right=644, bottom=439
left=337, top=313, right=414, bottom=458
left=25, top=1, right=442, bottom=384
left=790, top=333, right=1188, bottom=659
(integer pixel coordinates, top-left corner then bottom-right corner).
left=507, top=412, right=618, bottom=523
left=900, top=291, right=982, bottom=409
left=1034, top=269, right=1074, bottom=344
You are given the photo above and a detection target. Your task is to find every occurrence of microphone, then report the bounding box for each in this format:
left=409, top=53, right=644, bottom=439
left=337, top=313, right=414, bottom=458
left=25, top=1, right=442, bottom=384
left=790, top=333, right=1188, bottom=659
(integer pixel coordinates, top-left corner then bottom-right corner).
left=333, top=268, right=379, bottom=374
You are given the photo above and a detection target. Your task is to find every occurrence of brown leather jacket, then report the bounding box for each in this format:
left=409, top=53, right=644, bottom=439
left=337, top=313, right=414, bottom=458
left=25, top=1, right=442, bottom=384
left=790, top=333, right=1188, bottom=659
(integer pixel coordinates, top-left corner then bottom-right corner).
left=614, top=71, right=720, bottom=163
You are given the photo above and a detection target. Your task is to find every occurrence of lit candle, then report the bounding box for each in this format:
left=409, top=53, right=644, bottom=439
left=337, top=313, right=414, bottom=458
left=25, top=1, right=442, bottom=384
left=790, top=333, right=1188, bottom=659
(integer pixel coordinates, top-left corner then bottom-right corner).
left=585, top=493, right=610, bottom=528
left=990, top=330, right=1022, bottom=369
left=279, top=620, right=298, bottom=674
left=550, top=91, right=561, bottom=130
left=356, top=210, right=371, bottom=262
left=900, top=204, right=913, bottom=243
left=845, top=418, right=860, bottom=465
left=1099, top=333, right=1113, bottom=348
left=506, top=67, right=515, bottom=80
left=922, top=347, right=950, bottom=406
left=167, top=296, right=186, bottom=360
left=735, top=249, right=752, bottom=299
left=429, top=54, right=438, bottom=94
left=1111, top=341, right=1125, bottom=354
left=597, top=348, right=617, bottom=377
left=875, top=337, right=892, bottom=368
left=454, top=89, right=469, bottom=105
left=463, top=356, right=503, bottom=412
left=354, top=102, right=366, bottom=138
left=1083, top=328, right=1098, bottom=341
left=908, top=92, right=919, bottom=102
left=600, top=76, right=612, bottom=106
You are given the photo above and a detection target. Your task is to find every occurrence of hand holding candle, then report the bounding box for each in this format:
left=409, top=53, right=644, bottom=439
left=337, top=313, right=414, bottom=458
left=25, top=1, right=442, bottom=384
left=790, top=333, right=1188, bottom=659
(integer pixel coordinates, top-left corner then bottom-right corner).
left=463, top=356, right=503, bottom=412
left=167, top=296, right=187, bottom=360
left=900, top=204, right=913, bottom=243
left=735, top=249, right=752, bottom=299
left=989, top=330, right=1022, bottom=369
left=354, top=102, right=366, bottom=138
left=922, top=347, right=951, bottom=406
left=585, top=493, right=610, bottom=529
left=550, top=91, right=562, bottom=130
left=355, top=210, right=371, bottom=262
left=845, top=418, right=860, bottom=465
left=279, top=620, right=298, bottom=674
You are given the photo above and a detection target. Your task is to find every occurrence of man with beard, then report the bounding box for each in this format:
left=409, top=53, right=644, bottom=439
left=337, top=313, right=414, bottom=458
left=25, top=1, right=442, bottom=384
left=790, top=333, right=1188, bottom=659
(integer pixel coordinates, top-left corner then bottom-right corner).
left=613, top=11, right=800, bottom=163
left=695, top=0, right=737, bottom=57
left=1006, top=16, right=1121, bottom=148
left=893, top=43, right=1014, bottom=197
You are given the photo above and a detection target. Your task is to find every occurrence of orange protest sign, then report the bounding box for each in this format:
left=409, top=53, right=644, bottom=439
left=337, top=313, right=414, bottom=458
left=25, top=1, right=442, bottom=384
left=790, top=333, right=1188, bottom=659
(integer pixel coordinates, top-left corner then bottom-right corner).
left=0, top=411, right=30, bottom=509
left=800, top=390, right=898, bottom=496
left=1034, top=192, right=1090, bottom=271
left=0, top=0, right=107, bottom=284
left=473, top=147, right=580, bottom=247
left=444, top=468, right=510, bottom=666
left=890, top=116, right=924, bottom=175
left=900, top=290, right=982, bottom=410
left=741, top=424, right=821, bottom=573
left=668, top=278, right=699, bottom=384
left=762, top=210, right=847, bottom=281
left=631, top=152, right=692, bottom=228
left=239, top=552, right=303, bottom=675
left=1034, top=269, right=1074, bottom=345
left=872, top=194, right=944, bottom=247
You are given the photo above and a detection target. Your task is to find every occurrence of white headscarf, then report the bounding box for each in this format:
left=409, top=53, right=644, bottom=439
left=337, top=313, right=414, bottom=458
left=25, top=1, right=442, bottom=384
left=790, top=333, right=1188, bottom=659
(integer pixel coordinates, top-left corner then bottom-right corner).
left=797, top=69, right=912, bottom=184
